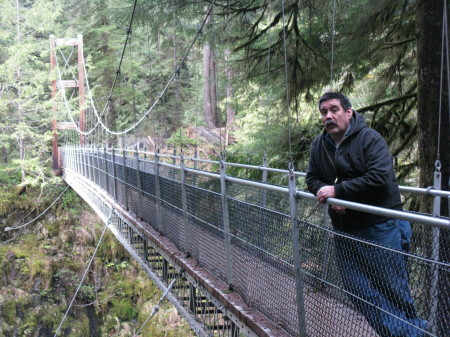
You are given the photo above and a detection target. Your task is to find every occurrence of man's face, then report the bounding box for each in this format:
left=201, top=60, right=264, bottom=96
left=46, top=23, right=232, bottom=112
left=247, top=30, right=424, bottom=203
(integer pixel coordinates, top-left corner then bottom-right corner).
left=319, top=98, right=353, bottom=141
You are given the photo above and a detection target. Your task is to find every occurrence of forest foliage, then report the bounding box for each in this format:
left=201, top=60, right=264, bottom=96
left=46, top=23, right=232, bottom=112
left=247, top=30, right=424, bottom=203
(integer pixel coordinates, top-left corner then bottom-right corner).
left=0, top=0, right=447, bottom=214
left=1, top=0, right=439, bottom=187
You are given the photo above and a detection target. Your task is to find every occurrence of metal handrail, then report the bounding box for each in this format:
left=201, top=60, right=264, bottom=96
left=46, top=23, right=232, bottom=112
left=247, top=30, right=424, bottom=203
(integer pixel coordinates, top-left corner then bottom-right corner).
left=295, top=190, right=449, bottom=230
left=70, top=146, right=450, bottom=198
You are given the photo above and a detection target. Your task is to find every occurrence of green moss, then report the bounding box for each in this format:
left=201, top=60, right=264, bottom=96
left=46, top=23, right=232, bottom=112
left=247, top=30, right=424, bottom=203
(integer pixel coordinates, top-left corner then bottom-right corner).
left=43, top=220, right=61, bottom=237
left=0, top=321, right=14, bottom=336
left=22, top=313, right=38, bottom=335
left=109, top=299, right=137, bottom=321
left=0, top=246, right=10, bottom=265
left=4, top=299, right=16, bottom=325
left=70, top=314, right=90, bottom=337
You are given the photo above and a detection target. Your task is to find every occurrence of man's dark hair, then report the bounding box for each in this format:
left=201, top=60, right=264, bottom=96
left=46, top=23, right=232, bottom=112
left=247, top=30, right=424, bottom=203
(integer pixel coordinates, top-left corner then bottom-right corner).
left=318, top=92, right=352, bottom=111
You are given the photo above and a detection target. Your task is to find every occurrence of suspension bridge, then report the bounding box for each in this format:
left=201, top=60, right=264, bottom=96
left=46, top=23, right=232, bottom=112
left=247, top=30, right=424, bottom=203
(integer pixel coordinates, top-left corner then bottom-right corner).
left=46, top=2, right=450, bottom=337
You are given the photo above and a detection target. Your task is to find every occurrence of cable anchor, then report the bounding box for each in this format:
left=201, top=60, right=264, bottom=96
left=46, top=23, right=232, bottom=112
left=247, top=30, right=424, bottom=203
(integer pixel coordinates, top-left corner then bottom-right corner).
left=435, top=160, right=441, bottom=172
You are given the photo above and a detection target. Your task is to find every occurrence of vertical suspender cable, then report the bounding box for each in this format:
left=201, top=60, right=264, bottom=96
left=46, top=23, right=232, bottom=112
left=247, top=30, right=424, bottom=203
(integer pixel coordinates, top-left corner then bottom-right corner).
left=437, top=2, right=445, bottom=162
left=172, top=0, right=183, bottom=153
left=443, top=0, right=450, bottom=129
left=330, top=0, right=336, bottom=84
left=436, top=0, right=450, bottom=164
left=106, top=0, right=138, bottom=108
left=129, top=29, right=138, bottom=148
left=281, top=0, right=293, bottom=161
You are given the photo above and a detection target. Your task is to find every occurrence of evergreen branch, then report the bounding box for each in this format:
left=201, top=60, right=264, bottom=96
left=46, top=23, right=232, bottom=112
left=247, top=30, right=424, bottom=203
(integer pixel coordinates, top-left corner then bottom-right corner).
left=392, top=124, right=417, bottom=157
left=357, top=93, right=416, bottom=113
left=381, top=38, right=416, bottom=50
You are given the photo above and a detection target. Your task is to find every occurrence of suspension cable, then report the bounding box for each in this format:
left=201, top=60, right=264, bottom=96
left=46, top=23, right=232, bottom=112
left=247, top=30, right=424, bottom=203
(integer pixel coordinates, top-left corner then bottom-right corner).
left=437, top=2, right=445, bottom=162
left=194, top=33, right=201, bottom=158
left=53, top=209, right=114, bottom=337
left=107, top=0, right=138, bottom=105
left=5, top=185, right=70, bottom=232
left=132, top=270, right=184, bottom=337
left=56, top=3, right=215, bottom=138
left=443, top=0, right=450, bottom=139
left=281, top=0, right=293, bottom=161
left=436, top=0, right=450, bottom=167
left=330, top=0, right=336, bottom=84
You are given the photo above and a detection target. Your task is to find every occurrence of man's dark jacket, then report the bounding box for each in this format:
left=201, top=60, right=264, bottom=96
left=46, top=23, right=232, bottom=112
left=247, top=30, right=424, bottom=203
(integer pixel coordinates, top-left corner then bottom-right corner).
left=306, top=110, right=403, bottom=230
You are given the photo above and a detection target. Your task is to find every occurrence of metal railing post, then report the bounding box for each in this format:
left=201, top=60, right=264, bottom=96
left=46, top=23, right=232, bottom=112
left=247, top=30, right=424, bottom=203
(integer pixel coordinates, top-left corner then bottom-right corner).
left=103, top=147, right=109, bottom=194
left=135, top=147, right=143, bottom=219
left=180, top=154, right=190, bottom=253
left=89, top=146, right=95, bottom=184
left=429, top=163, right=442, bottom=335
left=123, top=148, right=129, bottom=211
left=96, top=146, right=101, bottom=187
left=80, top=145, right=86, bottom=178
left=86, top=146, right=92, bottom=181
left=143, top=239, right=149, bottom=264
left=88, top=146, right=93, bottom=181
left=112, top=148, right=118, bottom=201
left=155, top=149, right=162, bottom=232
left=192, top=149, right=198, bottom=187
left=172, top=147, right=177, bottom=180
left=288, top=162, right=307, bottom=337
left=220, top=155, right=234, bottom=288
left=90, top=147, right=96, bottom=185
left=261, top=152, right=268, bottom=207
left=75, top=145, right=81, bottom=175
left=91, top=146, right=96, bottom=182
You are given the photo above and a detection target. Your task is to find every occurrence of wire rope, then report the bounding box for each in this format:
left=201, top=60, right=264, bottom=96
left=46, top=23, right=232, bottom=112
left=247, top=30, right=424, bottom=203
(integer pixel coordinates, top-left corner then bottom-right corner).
left=56, top=1, right=214, bottom=136
left=129, top=29, right=138, bottom=148
left=281, top=0, right=293, bottom=162
left=51, top=0, right=138, bottom=138
left=132, top=270, right=184, bottom=337
left=11, top=187, right=45, bottom=226
left=4, top=185, right=70, bottom=232
left=53, top=209, right=114, bottom=337
left=436, top=0, right=449, bottom=168
left=194, top=33, right=201, bottom=158
left=106, top=0, right=139, bottom=106
left=437, top=5, right=445, bottom=162
left=330, top=0, right=336, bottom=84
left=172, top=0, right=183, bottom=153
left=443, top=0, right=450, bottom=137
left=55, top=2, right=215, bottom=139
left=263, top=29, right=274, bottom=157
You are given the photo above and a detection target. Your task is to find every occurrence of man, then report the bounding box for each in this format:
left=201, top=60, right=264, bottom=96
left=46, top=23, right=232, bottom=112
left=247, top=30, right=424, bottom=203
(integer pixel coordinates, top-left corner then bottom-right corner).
left=306, top=92, right=428, bottom=337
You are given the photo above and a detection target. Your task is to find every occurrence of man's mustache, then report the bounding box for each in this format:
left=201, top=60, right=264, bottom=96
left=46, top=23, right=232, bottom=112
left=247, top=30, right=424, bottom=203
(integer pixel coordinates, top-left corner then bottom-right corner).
left=325, top=120, right=337, bottom=127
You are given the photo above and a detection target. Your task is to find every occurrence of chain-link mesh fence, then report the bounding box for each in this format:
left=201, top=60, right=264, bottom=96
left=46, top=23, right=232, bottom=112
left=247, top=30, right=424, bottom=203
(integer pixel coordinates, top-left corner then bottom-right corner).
left=61, top=147, right=450, bottom=337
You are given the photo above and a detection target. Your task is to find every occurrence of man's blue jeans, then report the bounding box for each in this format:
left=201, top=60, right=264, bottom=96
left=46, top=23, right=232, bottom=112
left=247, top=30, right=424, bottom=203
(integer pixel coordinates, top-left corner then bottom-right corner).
left=334, top=219, right=428, bottom=337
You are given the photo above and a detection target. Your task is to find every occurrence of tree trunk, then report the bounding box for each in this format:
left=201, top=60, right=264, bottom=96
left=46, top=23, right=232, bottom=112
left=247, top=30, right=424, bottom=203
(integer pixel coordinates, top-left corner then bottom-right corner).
left=203, top=42, right=218, bottom=128
left=416, top=1, right=449, bottom=335
left=417, top=0, right=449, bottom=212
left=2, top=147, right=7, bottom=164
left=203, top=7, right=218, bottom=129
